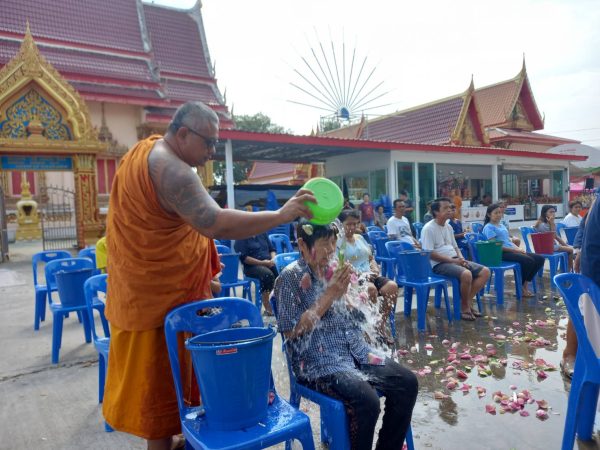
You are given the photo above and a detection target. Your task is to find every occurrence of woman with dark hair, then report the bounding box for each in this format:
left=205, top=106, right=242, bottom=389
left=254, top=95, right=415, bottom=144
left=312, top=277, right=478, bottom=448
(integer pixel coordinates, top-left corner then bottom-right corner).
left=337, top=209, right=399, bottom=343
left=272, top=219, right=417, bottom=450
left=534, top=204, right=574, bottom=271
left=482, top=204, right=545, bottom=297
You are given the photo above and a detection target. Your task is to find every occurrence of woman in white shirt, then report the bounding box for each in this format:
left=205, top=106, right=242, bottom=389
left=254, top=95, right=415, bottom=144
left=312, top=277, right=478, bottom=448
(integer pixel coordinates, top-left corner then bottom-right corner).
left=562, top=200, right=583, bottom=228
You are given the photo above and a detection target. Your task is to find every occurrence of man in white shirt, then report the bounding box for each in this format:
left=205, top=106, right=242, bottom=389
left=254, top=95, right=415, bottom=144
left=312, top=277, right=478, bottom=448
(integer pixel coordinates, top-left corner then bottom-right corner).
left=387, top=199, right=420, bottom=247
left=562, top=200, right=583, bottom=228
left=421, top=197, right=490, bottom=321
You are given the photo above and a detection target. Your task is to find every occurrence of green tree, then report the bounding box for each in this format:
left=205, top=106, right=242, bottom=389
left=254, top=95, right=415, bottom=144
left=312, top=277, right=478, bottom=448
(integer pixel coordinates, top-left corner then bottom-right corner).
left=320, top=117, right=342, bottom=132
left=213, top=113, right=289, bottom=184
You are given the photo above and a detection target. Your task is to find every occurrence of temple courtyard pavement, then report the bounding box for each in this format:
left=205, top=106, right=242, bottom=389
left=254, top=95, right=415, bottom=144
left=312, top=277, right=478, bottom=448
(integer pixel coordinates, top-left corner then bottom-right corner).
left=1, top=241, right=599, bottom=450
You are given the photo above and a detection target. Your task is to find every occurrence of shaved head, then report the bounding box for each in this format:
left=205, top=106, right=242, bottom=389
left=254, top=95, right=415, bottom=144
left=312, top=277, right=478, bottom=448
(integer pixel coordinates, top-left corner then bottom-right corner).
left=168, top=101, right=218, bottom=134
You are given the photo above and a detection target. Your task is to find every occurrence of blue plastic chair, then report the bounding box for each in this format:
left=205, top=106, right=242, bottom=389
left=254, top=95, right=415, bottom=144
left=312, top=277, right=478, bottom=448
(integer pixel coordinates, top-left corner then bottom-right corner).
left=554, top=274, right=600, bottom=450
left=465, top=233, right=522, bottom=305
left=471, top=222, right=484, bottom=234
left=164, top=298, right=315, bottom=450
left=388, top=247, right=451, bottom=331
left=32, top=250, right=71, bottom=330
left=217, top=253, right=252, bottom=300
left=83, top=274, right=110, bottom=403
left=413, top=222, right=424, bottom=239
left=366, top=226, right=382, bottom=233
left=367, top=231, right=395, bottom=279
left=520, top=226, right=568, bottom=289
left=215, top=244, right=230, bottom=255
left=270, top=297, right=414, bottom=450
left=45, top=258, right=95, bottom=364
left=269, top=233, right=294, bottom=254
left=274, top=252, right=300, bottom=273
left=269, top=223, right=290, bottom=237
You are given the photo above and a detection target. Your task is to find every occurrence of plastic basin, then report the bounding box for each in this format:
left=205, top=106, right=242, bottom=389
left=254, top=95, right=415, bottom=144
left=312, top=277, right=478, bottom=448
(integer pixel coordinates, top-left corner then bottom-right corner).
left=55, top=268, right=94, bottom=307
left=531, top=231, right=555, bottom=254
left=302, top=177, right=344, bottom=225
left=476, top=240, right=503, bottom=267
left=186, top=326, right=276, bottom=431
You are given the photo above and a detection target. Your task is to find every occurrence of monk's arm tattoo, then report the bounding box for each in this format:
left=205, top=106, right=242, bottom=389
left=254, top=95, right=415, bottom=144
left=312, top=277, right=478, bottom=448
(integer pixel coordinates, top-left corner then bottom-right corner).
left=150, top=156, right=218, bottom=230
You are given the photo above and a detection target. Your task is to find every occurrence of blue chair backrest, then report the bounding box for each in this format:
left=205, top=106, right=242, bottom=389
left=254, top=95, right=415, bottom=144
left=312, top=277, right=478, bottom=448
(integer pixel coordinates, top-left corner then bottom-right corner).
left=274, top=252, right=300, bottom=272
left=45, top=258, right=95, bottom=300
left=269, top=223, right=290, bottom=237
left=555, top=222, right=566, bottom=237
left=219, top=253, right=242, bottom=284
left=32, top=250, right=71, bottom=286
left=373, top=235, right=391, bottom=258
left=164, top=298, right=263, bottom=418
left=563, top=226, right=579, bottom=246
left=366, top=226, right=381, bottom=233
left=471, top=222, right=484, bottom=234
left=84, top=274, right=109, bottom=341
left=554, top=274, right=600, bottom=371
left=268, top=233, right=293, bottom=254
left=367, top=230, right=387, bottom=254
left=385, top=240, right=415, bottom=257
left=519, top=226, right=536, bottom=253
left=215, top=245, right=230, bottom=255
left=413, top=222, right=424, bottom=239
left=214, top=239, right=230, bottom=249
left=78, top=247, right=96, bottom=266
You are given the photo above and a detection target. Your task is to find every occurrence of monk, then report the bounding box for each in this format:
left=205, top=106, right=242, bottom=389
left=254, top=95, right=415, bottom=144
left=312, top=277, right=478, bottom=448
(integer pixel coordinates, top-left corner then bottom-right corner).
left=102, top=101, right=315, bottom=450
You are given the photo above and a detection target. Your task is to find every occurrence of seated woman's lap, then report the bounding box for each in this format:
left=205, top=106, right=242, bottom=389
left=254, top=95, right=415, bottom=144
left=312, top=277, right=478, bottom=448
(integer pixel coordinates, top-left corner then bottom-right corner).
left=243, top=265, right=278, bottom=292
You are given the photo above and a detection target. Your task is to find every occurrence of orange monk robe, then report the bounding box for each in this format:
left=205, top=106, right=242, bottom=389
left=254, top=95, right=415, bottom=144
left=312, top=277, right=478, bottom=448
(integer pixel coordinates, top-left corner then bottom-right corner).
left=102, top=135, right=220, bottom=440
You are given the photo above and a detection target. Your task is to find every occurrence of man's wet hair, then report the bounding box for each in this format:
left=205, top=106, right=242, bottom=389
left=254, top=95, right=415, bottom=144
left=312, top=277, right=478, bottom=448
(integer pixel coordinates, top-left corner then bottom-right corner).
left=431, top=197, right=451, bottom=218
left=296, top=219, right=337, bottom=250
left=168, top=101, right=218, bottom=134
left=338, top=209, right=360, bottom=222
left=393, top=198, right=406, bottom=209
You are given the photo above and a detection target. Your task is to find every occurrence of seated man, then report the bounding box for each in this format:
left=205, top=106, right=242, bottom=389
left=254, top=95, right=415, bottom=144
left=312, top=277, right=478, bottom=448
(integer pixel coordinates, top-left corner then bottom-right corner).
left=386, top=199, right=420, bottom=247
left=273, top=220, right=417, bottom=450
left=421, top=198, right=491, bottom=321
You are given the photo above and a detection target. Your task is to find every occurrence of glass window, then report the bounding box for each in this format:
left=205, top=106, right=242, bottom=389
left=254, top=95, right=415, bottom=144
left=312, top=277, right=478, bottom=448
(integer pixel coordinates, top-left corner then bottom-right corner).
left=345, top=172, right=369, bottom=204
left=369, top=169, right=387, bottom=200
left=396, top=162, right=416, bottom=220
left=418, top=163, right=434, bottom=222
left=552, top=170, right=563, bottom=199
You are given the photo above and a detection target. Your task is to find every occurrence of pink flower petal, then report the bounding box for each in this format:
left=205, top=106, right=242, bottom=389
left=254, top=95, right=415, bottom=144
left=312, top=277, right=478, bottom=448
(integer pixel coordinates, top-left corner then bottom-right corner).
left=424, top=343, right=434, bottom=351
left=442, top=339, right=451, bottom=346
left=536, top=409, right=549, bottom=420
left=485, top=404, right=497, bottom=415
left=537, top=370, right=548, bottom=380
left=456, top=370, right=468, bottom=380
left=509, top=384, right=517, bottom=390
left=434, top=391, right=449, bottom=400
left=520, top=410, right=530, bottom=417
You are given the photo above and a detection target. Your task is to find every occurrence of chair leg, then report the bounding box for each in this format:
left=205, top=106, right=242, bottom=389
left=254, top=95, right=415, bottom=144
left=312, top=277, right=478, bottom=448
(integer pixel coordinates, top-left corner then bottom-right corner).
left=296, top=426, right=316, bottom=450
left=51, top=312, right=64, bottom=364
left=98, top=353, right=106, bottom=403
left=403, top=287, right=413, bottom=317
left=81, top=311, right=92, bottom=344
left=406, top=424, right=415, bottom=450
left=486, top=275, right=492, bottom=294
left=514, top=266, right=523, bottom=300
left=549, top=259, right=558, bottom=290
left=494, top=269, right=504, bottom=305
left=451, top=279, right=461, bottom=321
left=76, top=310, right=83, bottom=323
left=576, top=382, right=599, bottom=440
left=562, top=375, right=582, bottom=450
left=416, top=286, right=428, bottom=331
left=436, top=284, right=452, bottom=322
left=34, top=290, right=46, bottom=330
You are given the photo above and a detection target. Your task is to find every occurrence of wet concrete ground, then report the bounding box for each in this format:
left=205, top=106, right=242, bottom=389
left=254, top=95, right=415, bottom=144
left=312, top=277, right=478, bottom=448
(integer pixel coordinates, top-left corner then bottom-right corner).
left=1, top=241, right=599, bottom=449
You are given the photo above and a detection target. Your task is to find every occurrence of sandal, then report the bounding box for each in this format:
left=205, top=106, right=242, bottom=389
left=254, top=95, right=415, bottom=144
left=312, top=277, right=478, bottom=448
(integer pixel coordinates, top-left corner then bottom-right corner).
left=471, top=308, right=482, bottom=318
left=171, top=435, right=186, bottom=450
left=461, top=312, right=476, bottom=321
left=560, top=358, right=575, bottom=380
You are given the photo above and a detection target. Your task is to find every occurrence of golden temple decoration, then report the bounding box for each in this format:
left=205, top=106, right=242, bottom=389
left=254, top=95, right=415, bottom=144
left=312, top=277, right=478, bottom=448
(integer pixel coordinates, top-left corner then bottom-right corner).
left=15, top=173, right=42, bottom=240
left=451, top=79, right=489, bottom=146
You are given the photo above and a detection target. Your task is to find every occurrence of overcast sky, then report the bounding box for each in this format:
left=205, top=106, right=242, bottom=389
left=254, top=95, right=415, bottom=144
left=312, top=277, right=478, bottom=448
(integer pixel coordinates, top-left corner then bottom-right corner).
left=152, top=0, right=599, bottom=145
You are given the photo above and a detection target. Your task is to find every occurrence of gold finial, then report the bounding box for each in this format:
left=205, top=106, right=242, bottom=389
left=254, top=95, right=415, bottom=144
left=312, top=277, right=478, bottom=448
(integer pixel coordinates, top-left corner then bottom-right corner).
left=20, top=172, right=32, bottom=198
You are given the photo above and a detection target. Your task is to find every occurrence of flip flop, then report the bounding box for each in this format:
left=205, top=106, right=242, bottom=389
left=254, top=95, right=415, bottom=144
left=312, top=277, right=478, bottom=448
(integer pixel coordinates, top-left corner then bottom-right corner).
left=461, top=312, right=476, bottom=321
left=471, top=308, right=482, bottom=318
left=560, top=359, right=574, bottom=380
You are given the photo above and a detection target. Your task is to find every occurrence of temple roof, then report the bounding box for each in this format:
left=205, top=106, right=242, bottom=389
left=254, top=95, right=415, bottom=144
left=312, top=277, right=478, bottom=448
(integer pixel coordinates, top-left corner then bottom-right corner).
left=474, top=61, right=544, bottom=130
left=489, top=128, right=579, bottom=145
left=325, top=82, right=487, bottom=146
left=0, top=0, right=230, bottom=124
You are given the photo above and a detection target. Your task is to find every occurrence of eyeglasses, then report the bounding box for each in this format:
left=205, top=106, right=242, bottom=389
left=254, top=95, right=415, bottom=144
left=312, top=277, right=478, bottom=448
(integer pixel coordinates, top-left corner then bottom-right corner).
left=186, top=127, right=219, bottom=148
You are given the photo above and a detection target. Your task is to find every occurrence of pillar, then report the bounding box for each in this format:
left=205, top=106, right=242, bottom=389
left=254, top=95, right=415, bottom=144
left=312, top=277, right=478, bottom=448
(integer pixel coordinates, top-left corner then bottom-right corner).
left=73, top=154, right=103, bottom=248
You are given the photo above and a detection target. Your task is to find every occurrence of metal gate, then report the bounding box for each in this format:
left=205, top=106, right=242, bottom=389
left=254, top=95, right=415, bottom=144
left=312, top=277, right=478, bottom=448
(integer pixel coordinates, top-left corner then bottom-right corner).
left=40, top=186, right=78, bottom=251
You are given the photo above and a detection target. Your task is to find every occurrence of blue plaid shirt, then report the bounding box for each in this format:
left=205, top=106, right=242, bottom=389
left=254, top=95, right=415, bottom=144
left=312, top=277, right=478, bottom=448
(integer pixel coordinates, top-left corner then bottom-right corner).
left=273, top=258, right=372, bottom=381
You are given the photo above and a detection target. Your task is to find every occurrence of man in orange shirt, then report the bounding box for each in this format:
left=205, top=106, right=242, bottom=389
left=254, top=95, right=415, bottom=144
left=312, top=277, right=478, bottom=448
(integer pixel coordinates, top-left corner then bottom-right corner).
left=103, top=101, right=315, bottom=450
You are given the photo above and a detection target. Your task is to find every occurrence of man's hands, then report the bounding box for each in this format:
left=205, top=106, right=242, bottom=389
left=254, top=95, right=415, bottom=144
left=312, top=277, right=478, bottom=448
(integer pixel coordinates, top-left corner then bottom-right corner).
left=263, top=258, right=275, bottom=268
left=278, top=189, right=317, bottom=223
left=453, top=257, right=470, bottom=268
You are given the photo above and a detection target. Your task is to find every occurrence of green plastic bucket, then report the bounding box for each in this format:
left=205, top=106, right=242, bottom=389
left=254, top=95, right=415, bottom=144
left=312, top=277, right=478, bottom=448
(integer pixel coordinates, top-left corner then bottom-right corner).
left=302, top=177, right=344, bottom=225
left=475, top=240, right=503, bottom=267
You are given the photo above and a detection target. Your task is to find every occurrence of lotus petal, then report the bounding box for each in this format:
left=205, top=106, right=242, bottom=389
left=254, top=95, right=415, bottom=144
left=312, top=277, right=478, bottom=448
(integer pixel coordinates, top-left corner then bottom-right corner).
left=442, top=339, right=451, bottom=346
left=456, top=370, right=468, bottom=380
left=520, top=410, right=530, bottom=417
left=536, top=409, right=549, bottom=420
left=434, top=391, right=449, bottom=400
left=485, top=404, right=497, bottom=415
left=424, top=343, right=434, bottom=350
